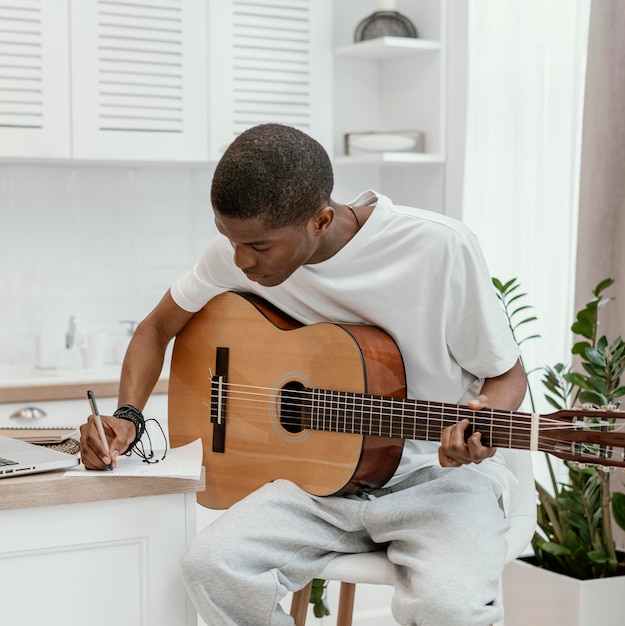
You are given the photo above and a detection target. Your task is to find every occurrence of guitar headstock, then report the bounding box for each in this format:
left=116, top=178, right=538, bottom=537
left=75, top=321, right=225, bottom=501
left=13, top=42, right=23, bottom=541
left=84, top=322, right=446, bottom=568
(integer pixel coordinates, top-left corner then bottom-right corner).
left=541, top=406, right=625, bottom=469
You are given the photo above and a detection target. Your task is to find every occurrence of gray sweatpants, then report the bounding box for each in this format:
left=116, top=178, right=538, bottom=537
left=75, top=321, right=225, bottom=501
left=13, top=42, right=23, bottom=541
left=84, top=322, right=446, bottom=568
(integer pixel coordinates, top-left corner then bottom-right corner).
left=180, top=466, right=508, bottom=626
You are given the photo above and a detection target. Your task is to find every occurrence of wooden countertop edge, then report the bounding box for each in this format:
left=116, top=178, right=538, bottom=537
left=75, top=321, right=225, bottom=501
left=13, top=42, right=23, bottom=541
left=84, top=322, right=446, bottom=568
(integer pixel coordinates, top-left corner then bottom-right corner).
left=0, top=378, right=169, bottom=403
left=0, top=466, right=206, bottom=511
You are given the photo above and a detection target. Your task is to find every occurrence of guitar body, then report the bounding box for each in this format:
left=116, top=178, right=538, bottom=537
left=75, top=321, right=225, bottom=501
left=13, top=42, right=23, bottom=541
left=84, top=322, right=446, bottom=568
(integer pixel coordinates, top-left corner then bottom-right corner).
left=168, top=291, right=406, bottom=509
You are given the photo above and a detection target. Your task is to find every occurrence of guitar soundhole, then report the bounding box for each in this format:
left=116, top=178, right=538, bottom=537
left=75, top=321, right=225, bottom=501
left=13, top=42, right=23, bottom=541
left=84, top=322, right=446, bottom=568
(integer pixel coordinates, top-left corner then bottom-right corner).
left=279, top=381, right=306, bottom=433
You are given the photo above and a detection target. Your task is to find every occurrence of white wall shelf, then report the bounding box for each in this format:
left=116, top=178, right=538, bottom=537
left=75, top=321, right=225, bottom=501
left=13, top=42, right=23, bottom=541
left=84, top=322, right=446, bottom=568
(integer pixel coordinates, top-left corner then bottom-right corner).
left=334, top=36, right=441, bottom=60
left=332, top=0, right=447, bottom=212
left=335, top=152, right=444, bottom=165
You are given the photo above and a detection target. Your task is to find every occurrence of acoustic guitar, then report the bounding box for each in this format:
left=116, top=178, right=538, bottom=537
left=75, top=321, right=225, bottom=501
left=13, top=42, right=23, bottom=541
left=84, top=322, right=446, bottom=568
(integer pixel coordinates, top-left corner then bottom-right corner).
left=168, top=291, right=625, bottom=509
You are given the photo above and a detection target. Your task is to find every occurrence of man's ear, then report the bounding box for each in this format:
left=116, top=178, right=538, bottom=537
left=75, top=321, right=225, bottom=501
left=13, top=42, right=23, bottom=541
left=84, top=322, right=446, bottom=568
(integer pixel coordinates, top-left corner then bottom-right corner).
left=310, top=205, right=334, bottom=234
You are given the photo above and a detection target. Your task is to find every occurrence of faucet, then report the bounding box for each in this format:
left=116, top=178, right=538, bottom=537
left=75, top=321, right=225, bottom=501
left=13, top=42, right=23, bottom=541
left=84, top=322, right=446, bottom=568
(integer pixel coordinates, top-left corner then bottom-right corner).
left=66, top=316, right=77, bottom=349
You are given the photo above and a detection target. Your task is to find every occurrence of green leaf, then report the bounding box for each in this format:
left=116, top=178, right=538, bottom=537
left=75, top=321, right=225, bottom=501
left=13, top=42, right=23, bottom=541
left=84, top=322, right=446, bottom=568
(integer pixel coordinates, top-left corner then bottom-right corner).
left=497, top=285, right=521, bottom=302
left=491, top=277, right=505, bottom=291
left=572, top=320, right=594, bottom=340
left=612, top=492, right=625, bottom=532
left=313, top=599, right=331, bottom=618
left=609, top=337, right=625, bottom=356
left=585, top=348, right=607, bottom=367
left=578, top=390, right=608, bottom=406
left=581, top=362, right=606, bottom=382
left=572, top=341, right=592, bottom=356
left=576, top=307, right=597, bottom=325
left=309, top=578, right=331, bottom=618
left=540, top=541, right=573, bottom=556
left=512, top=315, right=538, bottom=327
left=610, top=385, right=625, bottom=399
left=562, top=372, right=587, bottom=389
left=492, top=277, right=517, bottom=294
left=545, top=395, right=565, bottom=410
left=593, top=277, right=615, bottom=296
left=564, top=372, right=592, bottom=389
left=582, top=300, right=599, bottom=313
left=587, top=550, right=609, bottom=564
left=508, top=294, right=529, bottom=307
left=518, top=333, right=541, bottom=345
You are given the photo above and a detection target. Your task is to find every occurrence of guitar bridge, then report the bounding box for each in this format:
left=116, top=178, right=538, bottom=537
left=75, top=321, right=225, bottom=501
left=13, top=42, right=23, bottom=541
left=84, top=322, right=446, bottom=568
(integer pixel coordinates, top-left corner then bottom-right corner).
left=210, top=347, right=229, bottom=453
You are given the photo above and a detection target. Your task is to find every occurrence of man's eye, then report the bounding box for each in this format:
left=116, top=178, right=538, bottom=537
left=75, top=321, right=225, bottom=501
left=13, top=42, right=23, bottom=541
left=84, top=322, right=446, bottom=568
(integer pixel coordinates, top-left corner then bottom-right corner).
left=252, top=246, right=270, bottom=253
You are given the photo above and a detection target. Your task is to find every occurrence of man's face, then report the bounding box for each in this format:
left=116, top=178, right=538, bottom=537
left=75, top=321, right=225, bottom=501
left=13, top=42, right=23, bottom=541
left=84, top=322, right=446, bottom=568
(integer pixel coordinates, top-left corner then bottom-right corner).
left=214, top=211, right=320, bottom=287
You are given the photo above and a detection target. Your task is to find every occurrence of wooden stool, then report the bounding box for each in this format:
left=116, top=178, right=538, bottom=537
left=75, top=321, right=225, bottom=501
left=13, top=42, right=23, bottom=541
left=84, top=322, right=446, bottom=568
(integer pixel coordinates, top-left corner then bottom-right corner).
left=290, top=551, right=393, bottom=626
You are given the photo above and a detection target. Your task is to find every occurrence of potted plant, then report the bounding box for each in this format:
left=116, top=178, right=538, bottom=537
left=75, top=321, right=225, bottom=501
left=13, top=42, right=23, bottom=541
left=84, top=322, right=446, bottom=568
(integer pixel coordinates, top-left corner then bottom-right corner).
left=493, top=277, right=625, bottom=625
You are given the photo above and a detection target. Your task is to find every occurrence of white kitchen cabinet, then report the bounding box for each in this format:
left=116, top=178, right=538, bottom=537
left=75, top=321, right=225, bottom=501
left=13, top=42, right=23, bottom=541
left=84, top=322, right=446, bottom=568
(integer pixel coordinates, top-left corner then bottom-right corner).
left=0, top=0, right=333, bottom=164
left=0, top=473, right=203, bottom=626
left=0, top=0, right=449, bottom=176
left=207, top=0, right=333, bottom=161
left=332, top=0, right=448, bottom=213
left=0, top=0, right=208, bottom=162
left=0, top=391, right=204, bottom=626
left=71, top=0, right=208, bottom=161
left=0, top=0, right=72, bottom=158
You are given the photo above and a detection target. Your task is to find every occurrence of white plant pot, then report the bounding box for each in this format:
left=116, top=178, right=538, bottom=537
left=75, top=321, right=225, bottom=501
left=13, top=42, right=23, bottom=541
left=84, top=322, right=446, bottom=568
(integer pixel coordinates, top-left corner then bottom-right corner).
left=502, top=559, right=625, bottom=625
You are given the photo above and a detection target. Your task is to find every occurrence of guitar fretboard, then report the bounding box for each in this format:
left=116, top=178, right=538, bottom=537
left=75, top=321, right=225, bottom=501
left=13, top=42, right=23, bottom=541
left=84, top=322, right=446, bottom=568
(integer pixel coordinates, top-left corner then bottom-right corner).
left=305, top=389, right=534, bottom=451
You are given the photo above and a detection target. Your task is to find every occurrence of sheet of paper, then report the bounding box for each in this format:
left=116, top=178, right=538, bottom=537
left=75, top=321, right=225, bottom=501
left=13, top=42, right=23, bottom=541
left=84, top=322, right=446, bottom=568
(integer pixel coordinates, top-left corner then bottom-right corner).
left=64, top=438, right=203, bottom=479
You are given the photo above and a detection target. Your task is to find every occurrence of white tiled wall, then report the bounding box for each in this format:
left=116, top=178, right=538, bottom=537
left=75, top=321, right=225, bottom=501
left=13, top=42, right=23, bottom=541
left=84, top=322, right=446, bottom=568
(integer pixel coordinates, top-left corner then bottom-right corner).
left=0, top=162, right=217, bottom=366
left=0, top=161, right=374, bottom=368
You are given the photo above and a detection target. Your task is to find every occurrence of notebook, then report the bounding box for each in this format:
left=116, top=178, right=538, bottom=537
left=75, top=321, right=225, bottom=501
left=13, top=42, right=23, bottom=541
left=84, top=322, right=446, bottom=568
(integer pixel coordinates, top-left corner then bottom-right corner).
left=0, top=427, right=79, bottom=444
left=0, top=434, right=79, bottom=478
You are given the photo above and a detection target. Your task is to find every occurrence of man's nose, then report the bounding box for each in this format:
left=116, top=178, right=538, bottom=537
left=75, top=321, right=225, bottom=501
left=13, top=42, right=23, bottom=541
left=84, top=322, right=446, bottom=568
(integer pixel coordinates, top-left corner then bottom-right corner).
left=233, top=245, right=257, bottom=270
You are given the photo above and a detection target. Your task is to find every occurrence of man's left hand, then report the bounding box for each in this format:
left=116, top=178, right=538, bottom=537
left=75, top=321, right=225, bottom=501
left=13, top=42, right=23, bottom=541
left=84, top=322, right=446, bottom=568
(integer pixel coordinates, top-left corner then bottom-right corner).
left=438, top=394, right=497, bottom=467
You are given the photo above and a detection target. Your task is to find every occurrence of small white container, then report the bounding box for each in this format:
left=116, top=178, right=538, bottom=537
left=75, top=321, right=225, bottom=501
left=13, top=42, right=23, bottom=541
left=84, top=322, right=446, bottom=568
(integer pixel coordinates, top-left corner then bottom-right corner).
left=77, top=332, right=107, bottom=369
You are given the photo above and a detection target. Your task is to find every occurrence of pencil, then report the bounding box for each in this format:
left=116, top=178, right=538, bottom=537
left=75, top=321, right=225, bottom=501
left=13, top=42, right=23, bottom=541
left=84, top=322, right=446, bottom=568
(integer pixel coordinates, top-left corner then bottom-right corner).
left=87, top=389, right=113, bottom=471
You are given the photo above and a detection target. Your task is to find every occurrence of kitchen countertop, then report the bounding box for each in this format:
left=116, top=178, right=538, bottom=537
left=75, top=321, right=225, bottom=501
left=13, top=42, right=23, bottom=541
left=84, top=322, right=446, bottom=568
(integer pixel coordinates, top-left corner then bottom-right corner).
left=0, top=466, right=205, bottom=511
left=0, top=364, right=169, bottom=403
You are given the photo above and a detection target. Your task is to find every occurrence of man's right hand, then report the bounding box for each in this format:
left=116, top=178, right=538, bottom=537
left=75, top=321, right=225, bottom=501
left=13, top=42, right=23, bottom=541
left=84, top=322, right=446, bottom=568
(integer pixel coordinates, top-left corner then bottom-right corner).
left=80, top=415, right=137, bottom=470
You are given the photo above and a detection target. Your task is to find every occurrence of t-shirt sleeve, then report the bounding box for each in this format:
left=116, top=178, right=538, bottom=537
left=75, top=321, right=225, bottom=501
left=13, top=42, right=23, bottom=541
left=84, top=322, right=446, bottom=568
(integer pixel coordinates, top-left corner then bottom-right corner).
left=445, top=232, right=520, bottom=379
left=170, top=236, right=244, bottom=312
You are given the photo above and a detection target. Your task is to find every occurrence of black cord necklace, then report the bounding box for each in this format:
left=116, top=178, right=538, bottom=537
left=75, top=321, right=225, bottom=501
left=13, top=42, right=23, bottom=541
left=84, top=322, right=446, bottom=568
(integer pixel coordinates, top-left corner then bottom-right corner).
left=347, top=204, right=362, bottom=230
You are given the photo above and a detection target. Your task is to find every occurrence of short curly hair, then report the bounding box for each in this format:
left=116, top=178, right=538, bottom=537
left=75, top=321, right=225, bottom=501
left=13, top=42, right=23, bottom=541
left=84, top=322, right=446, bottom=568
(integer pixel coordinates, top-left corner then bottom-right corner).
left=211, top=124, right=334, bottom=228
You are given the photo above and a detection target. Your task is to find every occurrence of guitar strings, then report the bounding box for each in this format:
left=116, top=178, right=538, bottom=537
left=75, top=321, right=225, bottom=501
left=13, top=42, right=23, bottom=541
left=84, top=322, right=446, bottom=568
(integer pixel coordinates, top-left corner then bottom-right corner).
left=199, top=380, right=625, bottom=458
left=195, top=383, right=625, bottom=466
left=210, top=380, right=622, bottom=431
left=197, top=383, right=625, bottom=464
left=213, top=381, right=618, bottom=418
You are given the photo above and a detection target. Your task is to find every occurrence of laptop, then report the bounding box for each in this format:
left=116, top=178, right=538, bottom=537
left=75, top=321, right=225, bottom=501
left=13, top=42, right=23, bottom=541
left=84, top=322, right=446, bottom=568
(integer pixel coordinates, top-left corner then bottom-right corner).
left=0, top=434, right=79, bottom=478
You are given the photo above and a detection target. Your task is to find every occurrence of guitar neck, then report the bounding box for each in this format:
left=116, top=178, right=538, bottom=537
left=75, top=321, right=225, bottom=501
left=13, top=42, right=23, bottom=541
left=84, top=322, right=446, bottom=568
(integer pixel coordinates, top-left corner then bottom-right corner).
left=306, top=389, right=534, bottom=452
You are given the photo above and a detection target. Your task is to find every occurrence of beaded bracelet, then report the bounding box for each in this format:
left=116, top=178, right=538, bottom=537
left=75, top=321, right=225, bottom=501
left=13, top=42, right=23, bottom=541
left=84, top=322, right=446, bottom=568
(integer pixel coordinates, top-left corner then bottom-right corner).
left=113, top=404, right=167, bottom=464
left=113, top=404, right=146, bottom=452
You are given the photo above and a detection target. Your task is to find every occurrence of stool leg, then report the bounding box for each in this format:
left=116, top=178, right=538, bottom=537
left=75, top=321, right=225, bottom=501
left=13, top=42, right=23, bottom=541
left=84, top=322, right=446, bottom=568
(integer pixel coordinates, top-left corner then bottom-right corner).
left=290, top=580, right=313, bottom=626
left=336, top=582, right=356, bottom=626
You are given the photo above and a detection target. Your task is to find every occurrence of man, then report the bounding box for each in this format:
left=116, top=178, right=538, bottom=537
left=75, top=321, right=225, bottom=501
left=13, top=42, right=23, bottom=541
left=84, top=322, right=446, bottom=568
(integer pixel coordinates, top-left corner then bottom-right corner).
left=80, top=123, right=526, bottom=625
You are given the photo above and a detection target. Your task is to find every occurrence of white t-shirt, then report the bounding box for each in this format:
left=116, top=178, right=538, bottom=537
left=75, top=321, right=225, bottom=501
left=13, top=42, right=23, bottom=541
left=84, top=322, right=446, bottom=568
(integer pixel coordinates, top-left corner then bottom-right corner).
left=171, top=190, right=522, bottom=510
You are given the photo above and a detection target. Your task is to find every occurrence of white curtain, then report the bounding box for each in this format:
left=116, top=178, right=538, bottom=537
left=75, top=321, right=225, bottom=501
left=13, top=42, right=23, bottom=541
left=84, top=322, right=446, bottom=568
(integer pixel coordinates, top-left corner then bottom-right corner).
left=462, top=0, right=591, bottom=411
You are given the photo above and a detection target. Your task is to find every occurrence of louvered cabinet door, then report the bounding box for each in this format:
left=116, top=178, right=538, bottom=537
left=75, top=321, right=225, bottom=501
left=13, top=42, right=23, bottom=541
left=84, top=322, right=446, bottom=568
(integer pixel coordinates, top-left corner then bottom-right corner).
left=0, top=0, right=71, bottom=158
left=207, top=0, right=332, bottom=162
left=70, top=0, right=208, bottom=161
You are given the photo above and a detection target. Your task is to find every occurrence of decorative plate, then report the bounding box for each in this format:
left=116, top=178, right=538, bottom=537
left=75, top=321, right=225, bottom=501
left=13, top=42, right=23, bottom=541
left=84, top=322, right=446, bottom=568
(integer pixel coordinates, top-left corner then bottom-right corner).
left=354, top=11, right=418, bottom=42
